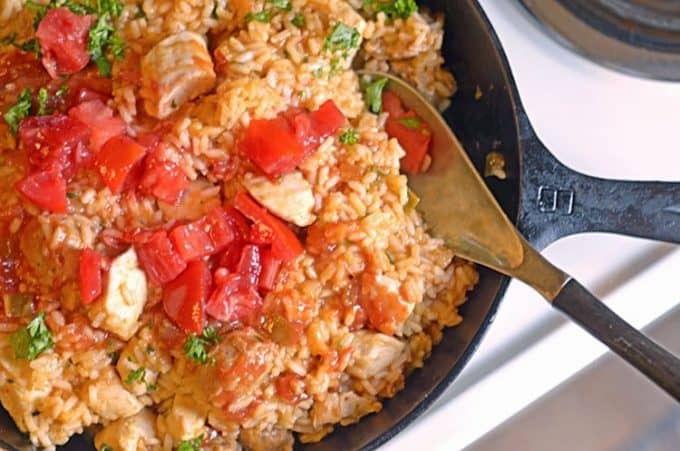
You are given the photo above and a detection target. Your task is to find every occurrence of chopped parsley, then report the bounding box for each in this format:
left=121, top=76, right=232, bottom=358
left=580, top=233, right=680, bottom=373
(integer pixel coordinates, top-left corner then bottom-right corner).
left=183, top=327, right=220, bottom=365
left=363, top=77, right=388, bottom=114
left=339, top=129, right=358, bottom=145
left=125, top=366, right=146, bottom=384
left=398, top=116, right=421, bottom=129
left=37, top=88, right=50, bottom=115
left=18, top=38, right=41, bottom=58
left=323, top=23, right=360, bottom=53
left=246, top=9, right=272, bottom=23
left=9, top=312, right=53, bottom=361
left=56, top=84, right=69, bottom=97
left=87, top=14, right=114, bottom=77
left=329, top=57, right=342, bottom=78
left=3, top=88, right=33, bottom=135
left=177, top=434, right=204, bottom=451
left=268, top=0, right=291, bottom=11
left=291, top=12, right=305, bottom=28
left=363, top=0, right=418, bottom=19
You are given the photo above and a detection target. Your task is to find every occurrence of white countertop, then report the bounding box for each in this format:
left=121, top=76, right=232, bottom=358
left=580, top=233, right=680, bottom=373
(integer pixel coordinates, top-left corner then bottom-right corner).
left=381, top=0, right=680, bottom=449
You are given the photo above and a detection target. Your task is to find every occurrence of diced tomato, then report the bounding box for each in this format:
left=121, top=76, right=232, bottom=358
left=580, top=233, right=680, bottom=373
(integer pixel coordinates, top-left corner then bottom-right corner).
left=64, top=69, right=113, bottom=108
left=259, top=249, right=281, bottom=292
left=234, top=193, right=303, bottom=262
left=236, top=245, right=261, bottom=286
left=68, top=100, right=126, bottom=152
left=139, top=157, right=188, bottom=205
left=136, top=230, right=187, bottom=285
left=206, top=273, right=262, bottom=323
left=95, top=135, right=147, bottom=194
left=240, top=116, right=306, bottom=177
left=385, top=111, right=432, bottom=174
left=79, top=249, right=103, bottom=304
left=19, top=114, right=91, bottom=179
left=36, top=8, right=95, bottom=79
left=0, top=51, right=51, bottom=112
left=249, top=222, right=274, bottom=246
left=381, top=90, right=433, bottom=174
left=170, top=221, right=215, bottom=262
left=203, top=208, right=236, bottom=252
left=224, top=207, right=250, bottom=242
left=382, top=90, right=406, bottom=118
left=15, top=170, right=67, bottom=213
left=218, top=241, right=245, bottom=271
left=162, top=260, right=211, bottom=334
left=307, top=100, right=345, bottom=145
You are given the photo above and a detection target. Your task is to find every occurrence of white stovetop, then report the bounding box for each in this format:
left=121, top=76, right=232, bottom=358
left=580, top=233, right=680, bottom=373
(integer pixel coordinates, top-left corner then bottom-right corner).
left=382, top=0, right=680, bottom=449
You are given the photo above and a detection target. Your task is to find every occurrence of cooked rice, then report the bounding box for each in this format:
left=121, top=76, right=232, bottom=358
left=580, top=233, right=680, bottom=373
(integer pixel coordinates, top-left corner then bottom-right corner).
left=0, top=1, right=478, bottom=450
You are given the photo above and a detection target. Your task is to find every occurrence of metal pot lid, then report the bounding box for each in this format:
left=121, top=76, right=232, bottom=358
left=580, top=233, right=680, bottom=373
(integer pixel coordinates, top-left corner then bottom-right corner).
left=518, top=0, right=680, bottom=81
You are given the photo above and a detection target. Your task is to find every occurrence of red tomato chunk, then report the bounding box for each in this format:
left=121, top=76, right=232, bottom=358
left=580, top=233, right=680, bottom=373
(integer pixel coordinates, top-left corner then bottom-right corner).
left=234, top=193, right=303, bottom=262
left=240, top=100, right=345, bottom=177
left=258, top=249, right=281, bottom=291
left=36, top=8, right=95, bottom=79
left=79, top=249, right=103, bottom=305
left=382, top=90, right=433, bottom=174
left=95, top=135, right=147, bottom=194
left=206, top=273, right=262, bottom=323
left=19, top=114, right=91, bottom=179
left=236, top=244, right=261, bottom=286
left=163, top=260, right=211, bottom=334
left=68, top=99, right=126, bottom=152
left=15, top=170, right=67, bottom=213
left=139, top=158, right=188, bottom=205
left=136, top=230, right=187, bottom=286
left=170, top=222, right=215, bottom=262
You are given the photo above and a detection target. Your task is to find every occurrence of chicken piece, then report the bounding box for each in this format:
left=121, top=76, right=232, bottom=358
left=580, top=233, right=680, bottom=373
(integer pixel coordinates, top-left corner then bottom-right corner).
left=347, top=331, right=406, bottom=379
left=140, top=31, right=216, bottom=119
left=83, top=368, right=143, bottom=421
left=94, top=408, right=157, bottom=451
left=163, top=394, right=206, bottom=442
left=239, top=426, right=294, bottom=451
left=358, top=272, right=413, bottom=335
left=310, top=391, right=380, bottom=426
left=88, top=247, right=148, bottom=340
left=242, top=171, right=316, bottom=227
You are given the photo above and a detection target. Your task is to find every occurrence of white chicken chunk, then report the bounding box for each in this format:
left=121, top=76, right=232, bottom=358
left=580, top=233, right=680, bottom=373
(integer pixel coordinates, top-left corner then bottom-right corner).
left=140, top=31, right=216, bottom=119
left=88, top=247, right=147, bottom=340
left=163, top=394, right=206, bottom=442
left=242, top=171, right=316, bottom=227
left=347, top=331, right=406, bottom=379
left=94, top=408, right=157, bottom=451
left=83, top=368, right=143, bottom=421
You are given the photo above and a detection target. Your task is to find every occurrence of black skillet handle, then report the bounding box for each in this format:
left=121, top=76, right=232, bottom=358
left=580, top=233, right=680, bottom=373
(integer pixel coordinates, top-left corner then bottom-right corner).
left=553, top=279, right=680, bottom=401
left=517, top=135, right=680, bottom=250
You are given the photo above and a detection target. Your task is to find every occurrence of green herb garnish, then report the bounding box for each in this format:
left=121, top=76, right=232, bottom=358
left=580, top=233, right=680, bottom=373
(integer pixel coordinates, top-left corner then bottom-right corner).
left=177, top=434, right=204, bottom=451
left=363, top=77, right=388, bottom=114
left=37, top=88, right=50, bottom=115
left=246, top=9, right=273, bottom=23
left=125, top=366, right=146, bottom=384
left=363, top=0, right=418, bottom=19
left=323, top=23, right=360, bottom=53
left=18, top=38, right=41, bottom=57
left=268, top=0, right=291, bottom=11
left=339, top=129, right=358, bottom=145
left=398, top=117, right=421, bottom=129
left=9, top=312, right=53, bottom=361
left=183, top=327, right=220, bottom=365
left=291, top=12, right=305, bottom=28
left=56, top=84, right=69, bottom=97
left=4, top=88, right=32, bottom=135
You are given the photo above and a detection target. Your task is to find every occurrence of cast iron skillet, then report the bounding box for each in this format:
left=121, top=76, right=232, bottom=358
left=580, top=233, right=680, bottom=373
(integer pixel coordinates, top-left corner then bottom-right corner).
left=1, top=0, right=678, bottom=449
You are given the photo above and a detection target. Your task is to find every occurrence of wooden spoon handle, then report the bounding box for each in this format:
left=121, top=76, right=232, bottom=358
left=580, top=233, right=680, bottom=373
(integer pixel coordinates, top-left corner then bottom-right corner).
left=553, top=279, right=680, bottom=401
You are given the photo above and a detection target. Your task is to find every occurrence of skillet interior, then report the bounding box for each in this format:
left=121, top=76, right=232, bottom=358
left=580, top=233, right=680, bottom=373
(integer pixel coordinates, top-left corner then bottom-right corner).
left=299, top=1, right=523, bottom=450
left=0, top=1, right=523, bottom=449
